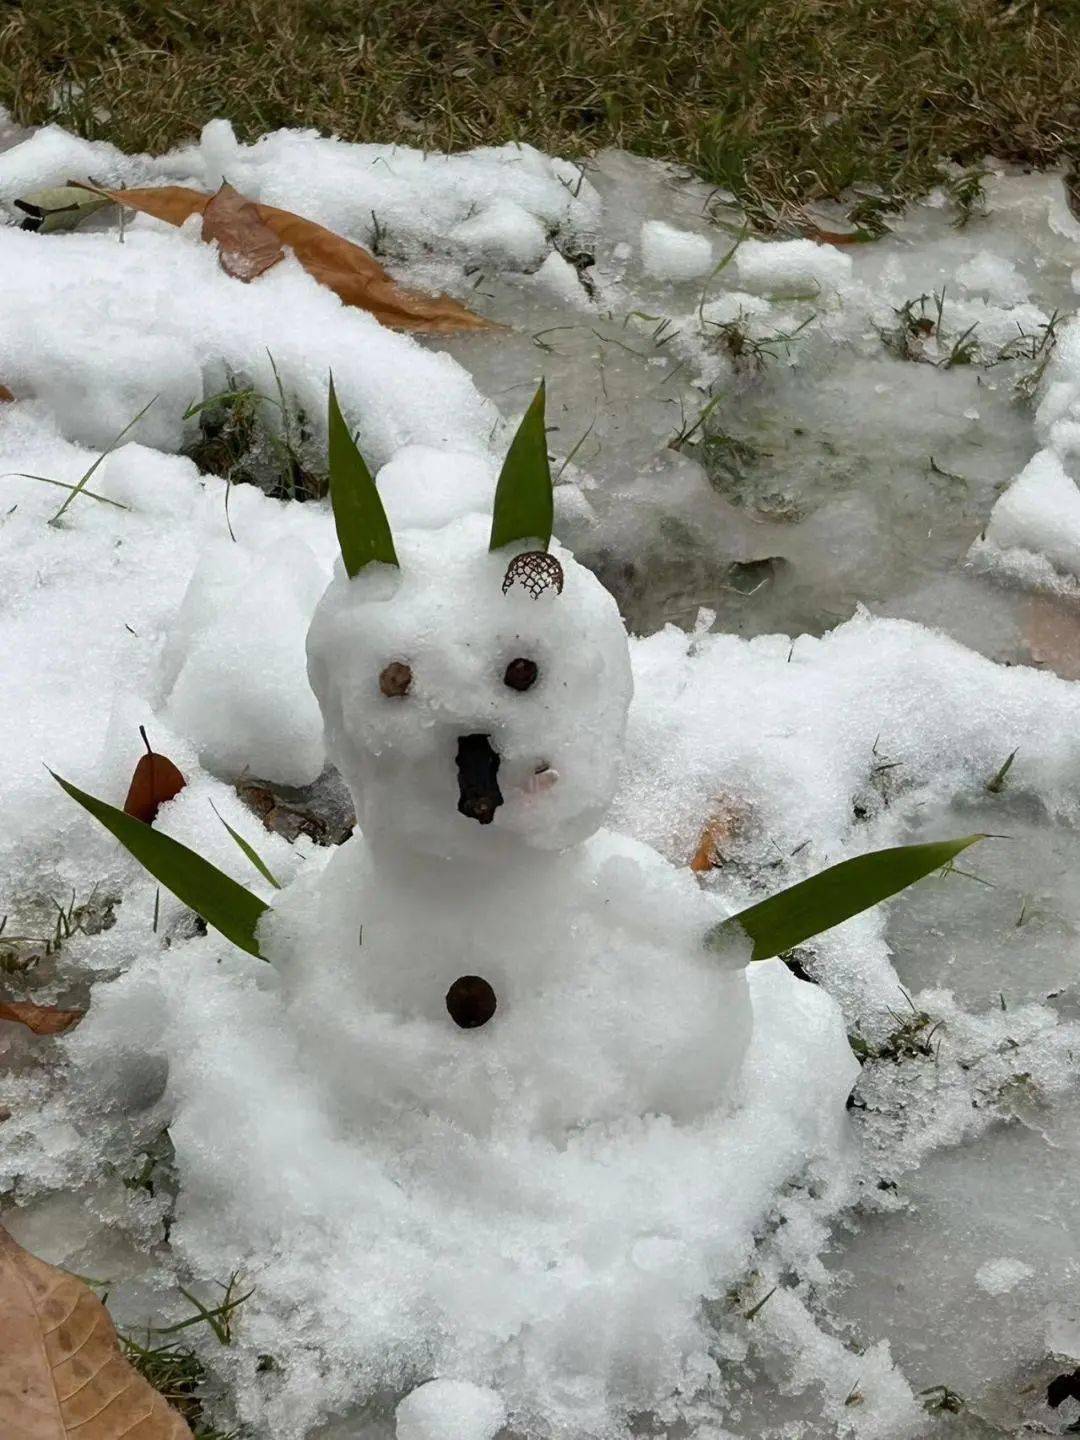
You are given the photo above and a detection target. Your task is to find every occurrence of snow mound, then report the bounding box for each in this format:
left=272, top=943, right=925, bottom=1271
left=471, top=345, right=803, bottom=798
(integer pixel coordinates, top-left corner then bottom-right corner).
left=734, top=237, right=853, bottom=297
left=75, top=942, right=852, bottom=1439
left=640, top=220, right=714, bottom=281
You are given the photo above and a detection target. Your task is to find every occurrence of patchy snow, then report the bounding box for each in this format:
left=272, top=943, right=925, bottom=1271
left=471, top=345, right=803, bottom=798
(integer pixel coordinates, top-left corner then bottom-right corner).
left=640, top=219, right=714, bottom=280
left=1, top=121, right=1079, bottom=1440
left=733, top=236, right=853, bottom=297
left=976, top=1258, right=1035, bottom=1296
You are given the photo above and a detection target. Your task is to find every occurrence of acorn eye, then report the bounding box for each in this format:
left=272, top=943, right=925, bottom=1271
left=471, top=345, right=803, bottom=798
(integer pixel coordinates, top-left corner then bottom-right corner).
left=504, top=657, right=539, bottom=692
left=379, top=661, right=412, bottom=697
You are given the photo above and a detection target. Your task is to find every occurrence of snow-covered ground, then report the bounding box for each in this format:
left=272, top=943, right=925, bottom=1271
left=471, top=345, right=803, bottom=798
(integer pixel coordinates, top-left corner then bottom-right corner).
left=2, top=116, right=1080, bottom=1438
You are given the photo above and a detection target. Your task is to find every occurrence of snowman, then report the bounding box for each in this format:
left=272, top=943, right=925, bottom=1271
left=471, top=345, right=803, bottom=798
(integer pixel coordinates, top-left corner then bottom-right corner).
left=263, top=386, right=753, bottom=1146
left=61, top=385, right=860, bottom=1440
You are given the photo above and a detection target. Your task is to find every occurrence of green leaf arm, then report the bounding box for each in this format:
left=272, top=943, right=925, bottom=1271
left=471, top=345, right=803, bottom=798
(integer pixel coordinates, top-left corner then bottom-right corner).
left=710, top=835, right=985, bottom=962
left=51, top=771, right=269, bottom=958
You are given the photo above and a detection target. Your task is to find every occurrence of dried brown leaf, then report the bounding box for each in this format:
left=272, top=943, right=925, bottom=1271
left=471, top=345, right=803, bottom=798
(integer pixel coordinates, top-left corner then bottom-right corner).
left=689, top=799, right=745, bottom=873
left=72, top=182, right=209, bottom=228
left=0, top=1000, right=85, bottom=1036
left=0, top=384, right=15, bottom=403
left=123, top=729, right=186, bottom=826
left=0, top=1224, right=194, bottom=1438
left=201, top=182, right=284, bottom=282
left=251, top=199, right=496, bottom=332
left=75, top=182, right=495, bottom=332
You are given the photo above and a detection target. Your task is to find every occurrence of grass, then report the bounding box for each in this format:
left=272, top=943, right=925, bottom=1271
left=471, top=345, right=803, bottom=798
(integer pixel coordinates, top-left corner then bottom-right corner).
left=120, top=1272, right=251, bottom=1438
left=879, top=288, right=1063, bottom=389
left=2, top=1, right=1079, bottom=220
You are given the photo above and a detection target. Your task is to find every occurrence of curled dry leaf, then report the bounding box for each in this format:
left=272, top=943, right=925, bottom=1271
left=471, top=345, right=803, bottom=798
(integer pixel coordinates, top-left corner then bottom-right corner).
left=13, top=186, right=114, bottom=234
left=73, top=181, right=496, bottom=333
left=689, top=798, right=745, bottom=873
left=0, top=1224, right=194, bottom=1438
left=0, top=384, right=14, bottom=403
left=201, top=182, right=284, bottom=282
left=123, top=728, right=186, bottom=826
left=0, top=999, right=85, bottom=1036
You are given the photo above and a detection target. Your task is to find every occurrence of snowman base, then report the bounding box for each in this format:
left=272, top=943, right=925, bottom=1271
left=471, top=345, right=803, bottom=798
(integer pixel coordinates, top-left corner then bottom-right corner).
left=77, top=919, right=856, bottom=1440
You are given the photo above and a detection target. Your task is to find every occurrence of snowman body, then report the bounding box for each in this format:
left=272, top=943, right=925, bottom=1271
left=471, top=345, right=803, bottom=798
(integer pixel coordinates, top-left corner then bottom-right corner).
left=269, top=512, right=752, bottom=1137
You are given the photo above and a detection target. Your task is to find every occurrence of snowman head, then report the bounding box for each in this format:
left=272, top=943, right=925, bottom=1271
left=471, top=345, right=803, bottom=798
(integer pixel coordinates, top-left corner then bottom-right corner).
left=306, top=386, right=633, bottom=861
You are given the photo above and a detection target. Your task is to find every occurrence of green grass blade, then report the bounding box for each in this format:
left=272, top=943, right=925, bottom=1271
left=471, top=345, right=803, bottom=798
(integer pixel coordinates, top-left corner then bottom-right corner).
left=210, top=800, right=281, bottom=889
left=489, top=381, right=553, bottom=553
left=710, top=836, right=984, bottom=962
left=986, top=748, right=1018, bottom=794
left=7, top=473, right=130, bottom=510
left=327, top=373, right=397, bottom=576
left=51, top=771, right=268, bottom=957
left=50, top=394, right=158, bottom=524
left=183, top=388, right=261, bottom=420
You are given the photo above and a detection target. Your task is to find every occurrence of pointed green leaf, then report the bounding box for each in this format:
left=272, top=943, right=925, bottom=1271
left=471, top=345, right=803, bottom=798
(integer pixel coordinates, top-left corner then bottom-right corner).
left=51, top=771, right=268, bottom=957
left=327, top=374, right=397, bottom=576
left=489, top=381, right=553, bottom=553
left=210, top=800, right=281, bottom=889
left=709, top=836, right=985, bottom=962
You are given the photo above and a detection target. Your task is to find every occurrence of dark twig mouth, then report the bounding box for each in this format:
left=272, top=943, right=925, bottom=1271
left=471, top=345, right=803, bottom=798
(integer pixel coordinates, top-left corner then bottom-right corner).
left=456, top=734, right=503, bottom=824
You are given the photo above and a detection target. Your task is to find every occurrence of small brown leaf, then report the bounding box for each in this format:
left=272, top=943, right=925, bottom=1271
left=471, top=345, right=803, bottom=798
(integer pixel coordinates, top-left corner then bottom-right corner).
left=201, top=182, right=284, bottom=282
left=123, top=727, right=186, bottom=826
left=0, top=384, right=14, bottom=403
left=689, top=799, right=744, bottom=873
left=74, top=181, right=495, bottom=333
left=0, top=1224, right=194, bottom=1438
left=0, top=1000, right=85, bottom=1036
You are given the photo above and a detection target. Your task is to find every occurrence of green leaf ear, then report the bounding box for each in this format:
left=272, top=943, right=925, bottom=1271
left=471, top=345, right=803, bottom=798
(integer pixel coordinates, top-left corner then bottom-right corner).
left=328, top=374, right=399, bottom=576
left=489, top=381, right=553, bottom=553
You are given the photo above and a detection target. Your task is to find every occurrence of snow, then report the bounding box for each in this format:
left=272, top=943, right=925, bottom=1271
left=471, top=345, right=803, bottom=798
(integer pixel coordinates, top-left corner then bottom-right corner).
left=956, top=249, right=1030, bottom=304
left=2, top=120, right=1080, bottom=1440
left=976, top=1257, right=1034, bottom=1295
left=733, top=236, right=853, bottom=296
left=450, top=199, right=549, bottom=270
left=396, top=1381, right=506, bottom=1440
left=640, top=219, right=714, bottom=280
left=162, top=536, right=328, bottom=785
left=974, top=449, right=1080, bottom=590
left=531, top=249, right=593, bottom=308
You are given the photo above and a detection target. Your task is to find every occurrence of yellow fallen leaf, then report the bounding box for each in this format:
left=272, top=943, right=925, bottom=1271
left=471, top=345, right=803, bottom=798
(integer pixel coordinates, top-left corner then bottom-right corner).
left=0, top=1223, right=193, bottom=1438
